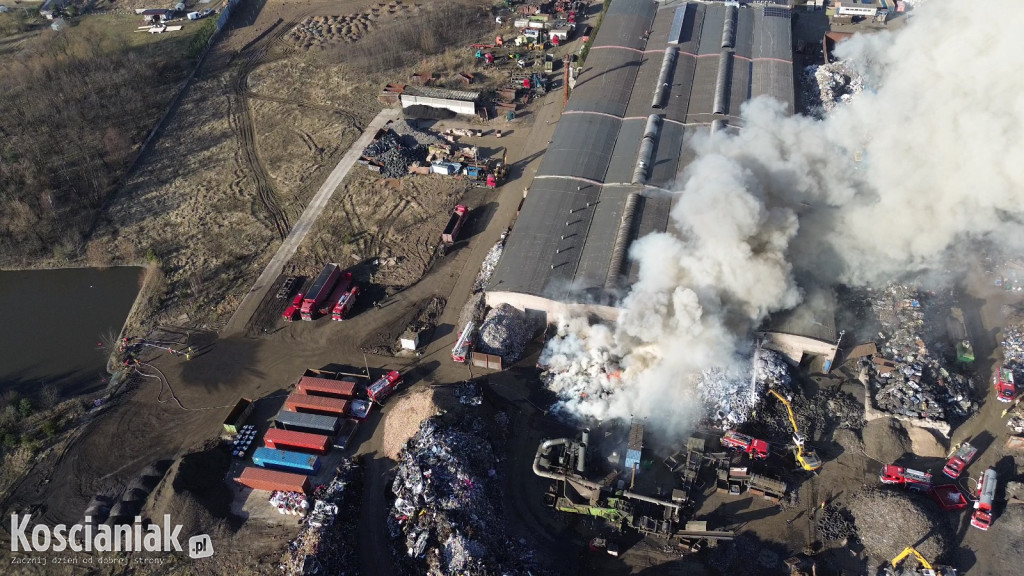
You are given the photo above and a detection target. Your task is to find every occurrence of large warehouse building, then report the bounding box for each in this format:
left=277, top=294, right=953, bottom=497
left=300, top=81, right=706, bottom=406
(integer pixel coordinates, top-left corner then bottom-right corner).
left=486, top=0, right=794, bottom=322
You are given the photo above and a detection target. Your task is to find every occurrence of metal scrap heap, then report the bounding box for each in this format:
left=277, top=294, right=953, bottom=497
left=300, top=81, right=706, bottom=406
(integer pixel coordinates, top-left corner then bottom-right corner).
left=361, top=129, right=427, bottom=178
left=864, top=284, right=973, bottom=422
left=281, top=459, right=362, bottom=576
left=1002, top=323, right=1024, bottom=367
left=389, top=417, right=545, bottom=576
left=477, top=304, right=529, bottom=364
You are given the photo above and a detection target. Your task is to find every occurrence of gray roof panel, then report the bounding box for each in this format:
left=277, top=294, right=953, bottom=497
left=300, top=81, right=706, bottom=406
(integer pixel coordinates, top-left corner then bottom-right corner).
left=751, top=59, right=794, bottom=113
left=697, top=3, right=725, bottom=55
left=538, top=113, right=621, bottom=181
left=575, top=185, right=634, bottom=289
left=673, top=2, right=705, bottom=55
left=729, top=57, right=752, bottom=118
left=593, top=0, right=658, bottom=51
left=605, top=119, right=647, bottom=184
left=625, top=193, right=675, bottom=284
left=624, top=51, right=666, bottom=118
left=567, top=48, right=641, bottom=117
left=649, top=121, right=686, bottom=187
left=733, top=7, right=755, bottom=60
left=685, top=55, right=720, bottom=123
left=752, top=7, right=793, bottom=62
left=663, top=53, right=696, bottom=123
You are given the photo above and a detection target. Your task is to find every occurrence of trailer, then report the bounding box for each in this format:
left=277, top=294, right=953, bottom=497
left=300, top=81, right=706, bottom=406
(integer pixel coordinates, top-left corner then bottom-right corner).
left=222, top=398, right=254, bottom=435
left=930, top=484, right=968, bottom=511
left=275, top=409, right=340, bottom=435
left=285, top=393, right=349, bottom=416
left=252, top=447, right=320, bottom=474
left=297, top=376, right=356, bottom=398
left=333, top=418, right=360, bottom=450
left=263, top=428, right=330, bottom=454
left=452, top=321, right=475, bottom=363
left=321, top=272, right=354, bottom=316
left=441, top=205, right=469, bottom=244
left=236, top=467, right=310, bottom=494
left=331, top=286, right=360, bottom=321
left=367, top=370, right=403, bottom=404
left=301, top=264, right=343, bottom=320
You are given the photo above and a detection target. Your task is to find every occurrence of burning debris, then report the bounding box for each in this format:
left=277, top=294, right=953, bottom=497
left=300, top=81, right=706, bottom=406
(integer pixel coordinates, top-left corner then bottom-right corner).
left=281, top=459, right=362, bottom=576
left=697, top=368, right=762, bottom=430
left=477, top=304, right=530, bottom=364
left=862, top=284, right=973, bottom=422
left=389, top=418, right=544, bottom=575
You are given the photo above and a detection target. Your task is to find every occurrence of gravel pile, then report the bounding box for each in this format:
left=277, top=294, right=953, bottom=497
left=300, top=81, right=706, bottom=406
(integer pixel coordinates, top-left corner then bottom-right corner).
left=861, top=418, right=911, bottom=464
left=848, top=489, right=952, bottom=564
left=391, top=119, right=446, bottom=148
left=865, top=284, right=973, bottom=421
left=477, top=304, right=529, bottom=364
left=288, top=14, right=374, bottom=47
left=281, top=460, right=362, bottom=575
left=389, top=417, right=545, bottom=575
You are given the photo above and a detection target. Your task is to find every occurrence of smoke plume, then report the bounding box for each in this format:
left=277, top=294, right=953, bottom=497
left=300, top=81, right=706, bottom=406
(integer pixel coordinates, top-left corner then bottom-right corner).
left=540, top=2, right=1024, bottom=437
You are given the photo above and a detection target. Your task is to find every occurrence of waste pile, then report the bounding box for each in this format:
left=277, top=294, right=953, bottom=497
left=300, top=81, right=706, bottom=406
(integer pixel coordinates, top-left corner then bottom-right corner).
left=281, top=459, right=362, bottom=576
left=754, top=387, right=864, bottom=443
left=847, top=489, right=952, bottom=564
left=231, top=424, right=257, bottom=458
left=1002, top=323, right=1024, bottom=367
left=362, top=129, right=427, bottom=178
left=270, top=491, right=309, bottom=516
left=288, top=13, right=375, bottom=47
left=472, top=240, right=505, bottom=292
left=811, top=61, right=864, bottom=114
left=391, top=119, right=446, bottom=148
left=477, top=304, right=529, bottom=364
left=754, top=349, right=792, bottom=391
left=818, top=504, right=856, bottom=542
left=697, top=368, right=762, bottom=430
left=453, top=381, right=483, bottom=406
left=389, top=417, right=544, bottom=575
left=863, top=284, right=973, bottom=421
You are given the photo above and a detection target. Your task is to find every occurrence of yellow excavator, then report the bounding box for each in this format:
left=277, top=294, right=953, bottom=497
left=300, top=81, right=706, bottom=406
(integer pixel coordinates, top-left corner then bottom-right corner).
left=768, top=390, right=822, bottom=472
left=885, top=546, right=957, bottom=576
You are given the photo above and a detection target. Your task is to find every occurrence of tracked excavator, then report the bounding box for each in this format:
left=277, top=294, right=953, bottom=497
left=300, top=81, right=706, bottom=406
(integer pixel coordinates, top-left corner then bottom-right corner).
left=768, top=389, right=822, bottom=472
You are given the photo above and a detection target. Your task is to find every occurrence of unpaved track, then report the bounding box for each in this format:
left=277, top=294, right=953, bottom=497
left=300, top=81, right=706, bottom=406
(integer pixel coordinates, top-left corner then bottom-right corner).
left=231, top=21, right=292, bottom=240
left=223, top=107, right=399, bottom=337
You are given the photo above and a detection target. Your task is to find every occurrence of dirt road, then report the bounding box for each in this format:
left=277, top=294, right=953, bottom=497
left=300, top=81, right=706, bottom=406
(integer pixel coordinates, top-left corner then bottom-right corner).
left=223, top=107, right=399, bottom=337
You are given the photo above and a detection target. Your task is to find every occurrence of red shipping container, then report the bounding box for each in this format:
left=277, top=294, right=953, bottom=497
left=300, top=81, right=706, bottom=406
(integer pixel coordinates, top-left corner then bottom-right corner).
left=235, top=467, right=310, bottom=494
left=264, top=428, right=330, bottom=454
left=285, top=392, right=348, bottom=416
left=296, top=377, right=356, bottom=398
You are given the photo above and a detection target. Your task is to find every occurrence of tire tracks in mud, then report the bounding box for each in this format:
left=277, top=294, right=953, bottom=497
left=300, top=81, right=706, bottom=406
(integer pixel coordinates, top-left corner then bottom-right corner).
left=230, top=20, right=291, bottom=240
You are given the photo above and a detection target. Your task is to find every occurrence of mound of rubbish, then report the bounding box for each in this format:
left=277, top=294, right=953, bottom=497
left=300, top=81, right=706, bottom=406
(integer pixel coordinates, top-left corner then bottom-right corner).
left=389, top=417, right=545, bottom=575
left=144, top=443, right=232, bottom=538
left=848, top=489, right=953, bottom=564
left=996, top=506, right=1024, bottom=566
left=362, top=128, right=428, bottom=178
left=281, top=460, right=362, bottom=576
left=477, top=304, right=529, bottom=364
left=1003, top=323, right=1024, bottom=366
left=862, top=418, right=911, bottom=463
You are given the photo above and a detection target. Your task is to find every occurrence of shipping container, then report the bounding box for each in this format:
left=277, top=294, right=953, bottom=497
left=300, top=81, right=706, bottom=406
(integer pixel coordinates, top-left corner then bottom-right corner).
left=264, top=428, right=330, bottom=454
left=334, top=418, right=360, bottom=450
left=235, top=467, right=310, bottom=494
left=285, top=393, right=349, bottom=416
left=301, top=263, right=342, bottom=320
left=252, top=447, right=320, bottom=474
left=275, top=409, right=340, bottom=435
left=297, top=376, right=356, bottom=398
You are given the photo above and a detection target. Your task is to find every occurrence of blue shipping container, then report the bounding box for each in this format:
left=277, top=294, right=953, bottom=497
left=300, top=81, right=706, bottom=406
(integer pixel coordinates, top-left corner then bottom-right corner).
left=252, top=447, right=320, bottom=474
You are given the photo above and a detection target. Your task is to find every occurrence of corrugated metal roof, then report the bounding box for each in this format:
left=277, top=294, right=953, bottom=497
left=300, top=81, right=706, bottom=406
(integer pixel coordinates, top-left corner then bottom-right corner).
left=489, top=1, right=793, bottom=303
left=402, top=86, right=480, bottom=101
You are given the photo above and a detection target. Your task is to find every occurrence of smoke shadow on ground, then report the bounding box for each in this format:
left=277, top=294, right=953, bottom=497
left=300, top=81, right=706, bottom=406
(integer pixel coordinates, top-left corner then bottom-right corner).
left=461, top=201, right=499, bottom=242
left=177, top=335, right=263, bottom=392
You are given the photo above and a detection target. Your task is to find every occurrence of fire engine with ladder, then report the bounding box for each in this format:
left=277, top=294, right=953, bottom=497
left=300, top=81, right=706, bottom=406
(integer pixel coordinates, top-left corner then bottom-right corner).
left=452, top=321, right=475, bottom=363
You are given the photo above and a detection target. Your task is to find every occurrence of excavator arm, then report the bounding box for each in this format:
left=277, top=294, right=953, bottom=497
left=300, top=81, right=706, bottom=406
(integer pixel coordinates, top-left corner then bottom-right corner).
left=768, top=390, right=822, bottom=471
left=888, top=545, right=958, bottom=576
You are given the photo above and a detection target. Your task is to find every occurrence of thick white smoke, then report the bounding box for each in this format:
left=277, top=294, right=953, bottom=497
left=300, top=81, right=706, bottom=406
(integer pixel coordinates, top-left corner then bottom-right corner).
left=540, top=2, right=1024, bottom=437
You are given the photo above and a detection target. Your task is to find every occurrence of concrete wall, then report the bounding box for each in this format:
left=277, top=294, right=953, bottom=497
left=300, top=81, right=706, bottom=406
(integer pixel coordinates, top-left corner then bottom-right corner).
left=400, top=95, right=476, bottom=116
left=485, top=290, right=620, bottom=324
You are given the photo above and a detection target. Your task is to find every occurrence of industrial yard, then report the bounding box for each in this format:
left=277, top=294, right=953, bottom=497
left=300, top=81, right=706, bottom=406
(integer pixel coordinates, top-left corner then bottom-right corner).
left=2, top=0, right=1024, bottom=575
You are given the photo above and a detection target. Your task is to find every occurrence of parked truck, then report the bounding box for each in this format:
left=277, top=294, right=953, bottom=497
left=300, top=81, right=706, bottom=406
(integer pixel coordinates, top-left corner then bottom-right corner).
left=995, top=366, right=1016, bottom=403
left=942, top=442, right=978, bottom=479
left=367, top=370, right=403, bottom=404
left=441, top=205, right=469, bottom=244
left=301, top=264, right=343, bottom=320
left=331, top=286, right=360, bottom=321
left=721, top=431, right=769, bottom=459
left=971, top=467, right=998, bottom=530
left=452, top=321, right=475, bottom=363
left=879, top=465, right=932, bottom=492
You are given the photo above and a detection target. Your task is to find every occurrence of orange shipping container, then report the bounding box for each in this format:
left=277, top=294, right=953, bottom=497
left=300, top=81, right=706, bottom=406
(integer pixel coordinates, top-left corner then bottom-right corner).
left=264, top=428, right=330, bottom=454
left=285, top=392, right=348, bottom=416
left=296, top=377, right=356, bottom=398
left=235, top=467, right=310, bottom=493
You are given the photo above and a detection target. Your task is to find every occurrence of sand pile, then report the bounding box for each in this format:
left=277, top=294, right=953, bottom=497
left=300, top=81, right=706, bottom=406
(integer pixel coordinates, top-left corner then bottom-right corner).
left=144, top=442, right=232, bottom=538
left=381, top=387, right=439, bottom=459
left=848, top=489, right=952, bottom=564
left=862, top=418, right=912, bottom=463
